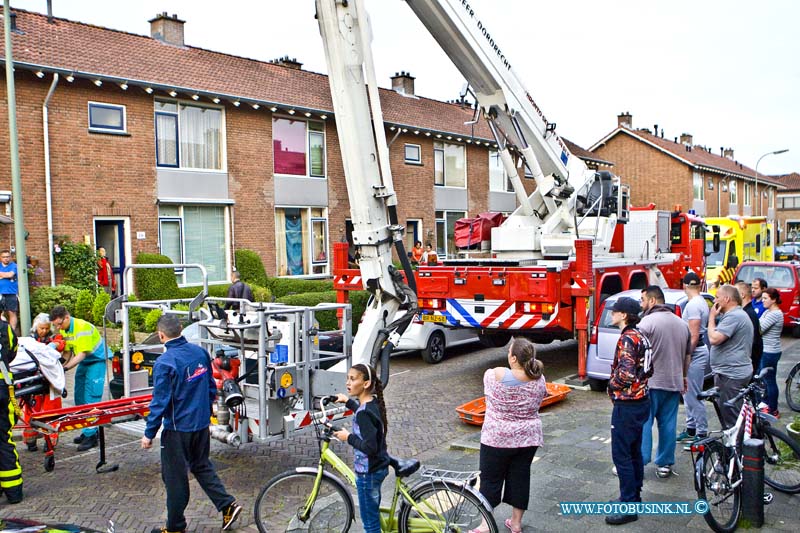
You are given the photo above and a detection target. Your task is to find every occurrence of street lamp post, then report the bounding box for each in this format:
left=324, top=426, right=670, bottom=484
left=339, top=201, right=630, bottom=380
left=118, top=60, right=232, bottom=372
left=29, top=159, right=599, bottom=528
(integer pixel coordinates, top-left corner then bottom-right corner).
left=754, top=149, right=789, bottom=216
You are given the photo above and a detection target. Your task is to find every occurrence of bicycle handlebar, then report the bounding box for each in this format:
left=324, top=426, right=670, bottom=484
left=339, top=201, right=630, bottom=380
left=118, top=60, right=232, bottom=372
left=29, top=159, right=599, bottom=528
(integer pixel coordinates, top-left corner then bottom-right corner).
left=722, top=368, right=771, bottom=408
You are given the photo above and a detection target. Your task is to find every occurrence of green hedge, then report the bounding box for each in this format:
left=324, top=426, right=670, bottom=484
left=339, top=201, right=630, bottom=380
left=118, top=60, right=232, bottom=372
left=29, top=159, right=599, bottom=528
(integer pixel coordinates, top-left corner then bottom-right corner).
left=234, top=249, right=268, bottom=287
left=30, top=285, right=80, bottom=317
left=134, top=253, right=179, bottom=301
left=276, top=289, right=369, bottom=333
left=252, top=284, right=272, bottom=302
left=144, top=308, right=162, bottom=333
left=268, top=278, right=334, bottom=299
left=74, top=289, right=94, bottom=322
left=92, top=291, right=111, bottom=325
left=175, top=283, right=231, bottom=300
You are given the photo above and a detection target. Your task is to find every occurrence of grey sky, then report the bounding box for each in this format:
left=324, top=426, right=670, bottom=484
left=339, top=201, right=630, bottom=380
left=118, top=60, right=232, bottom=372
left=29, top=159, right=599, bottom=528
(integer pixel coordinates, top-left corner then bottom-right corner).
left=10, top=0, right=800, bottom=176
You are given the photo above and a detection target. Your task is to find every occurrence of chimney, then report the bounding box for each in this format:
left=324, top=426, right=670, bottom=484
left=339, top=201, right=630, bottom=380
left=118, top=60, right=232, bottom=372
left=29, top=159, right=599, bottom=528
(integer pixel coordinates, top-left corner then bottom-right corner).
left=270, top=56, right=303, bottom=70
left=723, top=147, right=734, bottom=160
left=617, top=111, right=632, bottom=128
left=149, top=12, right=185, bottom=47
left=391, top=71, right=415, bottom=96
left=679, top=133, right=693, bottom=146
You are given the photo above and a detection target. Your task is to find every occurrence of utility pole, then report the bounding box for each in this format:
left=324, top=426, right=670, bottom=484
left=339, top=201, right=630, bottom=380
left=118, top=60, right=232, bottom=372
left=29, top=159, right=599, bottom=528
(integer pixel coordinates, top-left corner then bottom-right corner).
left=4, top=0, right=31, bottom=334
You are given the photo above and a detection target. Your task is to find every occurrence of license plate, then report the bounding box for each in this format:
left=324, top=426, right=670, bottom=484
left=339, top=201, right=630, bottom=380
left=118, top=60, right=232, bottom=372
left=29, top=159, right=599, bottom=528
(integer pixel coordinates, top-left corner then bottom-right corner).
left=422, top=314, right=447, bottom=323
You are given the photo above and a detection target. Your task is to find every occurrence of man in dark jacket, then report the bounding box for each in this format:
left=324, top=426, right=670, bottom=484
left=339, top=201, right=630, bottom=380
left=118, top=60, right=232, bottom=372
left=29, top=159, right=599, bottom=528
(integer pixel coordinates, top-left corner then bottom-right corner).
left=224, top=270, right=254, bottom=310
left=141, top=315, right=241, bottom=533
left=737, top=281, right=763, bottom=372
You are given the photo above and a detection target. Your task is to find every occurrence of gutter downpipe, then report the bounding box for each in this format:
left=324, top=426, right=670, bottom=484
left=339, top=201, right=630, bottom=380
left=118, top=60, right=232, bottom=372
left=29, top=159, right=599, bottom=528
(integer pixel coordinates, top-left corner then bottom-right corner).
left=43, top=73, right=59, bottom=286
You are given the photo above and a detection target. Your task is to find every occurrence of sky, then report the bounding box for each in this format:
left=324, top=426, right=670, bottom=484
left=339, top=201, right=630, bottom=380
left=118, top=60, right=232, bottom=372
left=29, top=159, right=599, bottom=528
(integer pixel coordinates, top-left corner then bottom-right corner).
left=10, top=0, right=800, bottom=175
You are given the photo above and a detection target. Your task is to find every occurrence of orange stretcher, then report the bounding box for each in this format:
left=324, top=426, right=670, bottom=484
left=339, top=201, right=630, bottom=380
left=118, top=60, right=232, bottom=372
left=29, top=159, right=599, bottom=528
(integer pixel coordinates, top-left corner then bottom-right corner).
left=455, top=382, right=571, bottom=426
left=16, top=394, right=152, bottom=473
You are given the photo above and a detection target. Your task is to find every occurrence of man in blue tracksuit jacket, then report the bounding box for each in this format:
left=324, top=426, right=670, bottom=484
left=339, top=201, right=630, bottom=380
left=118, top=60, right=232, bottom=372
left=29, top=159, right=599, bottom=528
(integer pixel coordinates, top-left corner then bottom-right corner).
left=141, top=315, right=241, bottom=533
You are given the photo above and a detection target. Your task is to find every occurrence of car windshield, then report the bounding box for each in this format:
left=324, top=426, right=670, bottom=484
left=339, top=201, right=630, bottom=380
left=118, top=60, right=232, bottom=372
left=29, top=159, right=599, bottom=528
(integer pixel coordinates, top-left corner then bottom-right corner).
left=736, top=265, right=795, bottom=288
left=706, top=241, right=728, bottom=267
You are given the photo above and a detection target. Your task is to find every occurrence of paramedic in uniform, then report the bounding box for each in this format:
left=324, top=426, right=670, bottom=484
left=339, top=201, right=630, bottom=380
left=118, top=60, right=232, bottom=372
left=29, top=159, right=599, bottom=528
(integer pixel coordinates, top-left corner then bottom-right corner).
left=49, top=305, right=108, bottom=451
left=0, top=317, right=22, bottom=503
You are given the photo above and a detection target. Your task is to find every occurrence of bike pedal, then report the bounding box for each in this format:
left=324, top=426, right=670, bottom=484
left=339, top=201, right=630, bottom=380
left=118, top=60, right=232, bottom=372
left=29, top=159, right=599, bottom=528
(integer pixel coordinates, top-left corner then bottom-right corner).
left=763, top=492, right=774, bottom=505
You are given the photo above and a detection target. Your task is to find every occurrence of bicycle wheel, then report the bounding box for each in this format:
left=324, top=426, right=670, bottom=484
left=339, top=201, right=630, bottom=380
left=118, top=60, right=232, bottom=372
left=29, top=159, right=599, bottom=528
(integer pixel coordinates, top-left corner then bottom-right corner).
left=254, top=470, right=353, bottom=533
left=397, top=480, right=498, bottom=533
left=785, top=363, right=800, bottom=412
left=697, top=441, right=740, bottom=533
left=761, top=425, right=800, bottom=494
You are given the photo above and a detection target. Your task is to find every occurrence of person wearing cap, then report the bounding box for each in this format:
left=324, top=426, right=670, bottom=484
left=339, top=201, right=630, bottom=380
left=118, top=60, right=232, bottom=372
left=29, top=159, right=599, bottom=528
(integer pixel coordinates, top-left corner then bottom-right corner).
left=224, top=270, right=254, bottom=310
left=606, top=297, right=650, bottom=525
left=677, top=272, right=710, bottom=448
left=638, top=286, right=691, bottom=479
left=708, top=285, right=753, bottom=429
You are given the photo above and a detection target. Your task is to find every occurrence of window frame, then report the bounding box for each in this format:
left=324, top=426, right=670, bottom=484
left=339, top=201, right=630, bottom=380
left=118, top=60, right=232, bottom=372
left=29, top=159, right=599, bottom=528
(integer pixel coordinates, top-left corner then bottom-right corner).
left=274, top=206, right=330, bottom=277
left=729, top=181, right=738, bottom=205
left=154, top=99, right=226, bottom=172
left=435, top=209, right=467, bottom=258
left=743, top=183, right=752, bottom=207
left=404, top=143, right=422, bottom=165
left=692, top=172, right=704, bottom=201
left=88, top=101, right=126, bottom=134
left=489, top=150, right=514, bottom=192
left=157, top=204, right=230, bottom=286
left=273, top=116, right=328, bottom=179
left=433, top=141, right=467, bottom=189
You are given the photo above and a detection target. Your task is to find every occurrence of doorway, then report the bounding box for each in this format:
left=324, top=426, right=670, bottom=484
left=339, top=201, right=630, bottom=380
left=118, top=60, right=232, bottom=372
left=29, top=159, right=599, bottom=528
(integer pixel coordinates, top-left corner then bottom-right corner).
left=94, top=218, right=129, bottom=295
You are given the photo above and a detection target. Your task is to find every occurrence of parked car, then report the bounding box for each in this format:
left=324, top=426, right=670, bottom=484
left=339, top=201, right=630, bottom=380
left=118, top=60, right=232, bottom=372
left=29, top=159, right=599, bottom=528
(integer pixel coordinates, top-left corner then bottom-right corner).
left=775, top=244, right=800, bottom=262
left=395, top=312, right=480, bottom=364
left=733, top=261, right=800, bottom=337
left=586, top=288, right=714, bottom=392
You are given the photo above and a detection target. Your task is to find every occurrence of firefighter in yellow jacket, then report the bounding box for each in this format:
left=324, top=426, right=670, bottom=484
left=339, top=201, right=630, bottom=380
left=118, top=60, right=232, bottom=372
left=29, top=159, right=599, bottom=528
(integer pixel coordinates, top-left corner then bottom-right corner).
left=0, top=318, right=22, bottom=504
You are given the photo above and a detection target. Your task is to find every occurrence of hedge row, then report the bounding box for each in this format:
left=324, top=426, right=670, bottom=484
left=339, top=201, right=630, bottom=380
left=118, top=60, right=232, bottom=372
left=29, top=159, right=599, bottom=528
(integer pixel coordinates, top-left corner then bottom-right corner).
left=276, top=289, right=369, bottom=334
left=30, top=285, right=111, bottom=327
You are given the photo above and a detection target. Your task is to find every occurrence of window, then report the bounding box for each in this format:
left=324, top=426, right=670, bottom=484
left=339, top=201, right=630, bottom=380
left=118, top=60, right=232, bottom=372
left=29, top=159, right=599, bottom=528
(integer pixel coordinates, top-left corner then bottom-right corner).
left=743, top=183, right=752, bottom=206
left=275, top=207, right=329, bottom=276
left=273, top=118, right=326, bottom=177
left=155, top=100, right=223, bottom=170
left=88, top=102, right=126, bottom=133
left=158, top=205, right=228, bottom=285
left=489, top=151, right=513, bottom=192
left=692, top=172, right=704, bottom=201
left=729, top=181, right=737, bottom=205
left=779, top=196, right=800, bottom=210
left=435, top=210, right=466, bottom=258
left=433, top=142, right=466, bottom=187
left=404, top=144, right=422, bottom=165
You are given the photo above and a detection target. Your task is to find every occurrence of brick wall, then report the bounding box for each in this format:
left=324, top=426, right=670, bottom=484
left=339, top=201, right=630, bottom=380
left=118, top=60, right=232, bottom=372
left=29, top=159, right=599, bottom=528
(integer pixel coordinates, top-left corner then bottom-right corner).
left=1, top=71, right=497, bottom=282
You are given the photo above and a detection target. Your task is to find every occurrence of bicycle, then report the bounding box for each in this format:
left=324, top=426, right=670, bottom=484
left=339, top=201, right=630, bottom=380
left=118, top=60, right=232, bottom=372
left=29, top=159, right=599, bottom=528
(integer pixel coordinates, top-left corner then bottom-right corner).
left=785, top=358, right=800, bottom=412
left=254, top=396, right=498, bottom=533
left=689, top=368, right=800, bottom=533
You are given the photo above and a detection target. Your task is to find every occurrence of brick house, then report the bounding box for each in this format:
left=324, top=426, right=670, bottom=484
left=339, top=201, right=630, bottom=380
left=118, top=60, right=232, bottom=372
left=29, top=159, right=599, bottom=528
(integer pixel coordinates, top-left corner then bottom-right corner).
left=1, top=8, right=606, bottom=289
left=772, top=173, right=800, bottom=241
left=590, top=113, right=781, bottom=221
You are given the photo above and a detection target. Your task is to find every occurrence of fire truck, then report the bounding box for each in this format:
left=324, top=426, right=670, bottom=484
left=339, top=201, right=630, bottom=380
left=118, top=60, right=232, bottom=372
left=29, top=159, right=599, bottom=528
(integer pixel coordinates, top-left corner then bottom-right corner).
left=329, top=1, right=710, bottom=381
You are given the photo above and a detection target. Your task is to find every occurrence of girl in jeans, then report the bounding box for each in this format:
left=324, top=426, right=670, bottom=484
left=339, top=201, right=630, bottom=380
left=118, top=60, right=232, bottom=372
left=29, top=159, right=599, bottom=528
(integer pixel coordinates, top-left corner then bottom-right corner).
left=759, top=288, right=784, bottom=416
left=334, top=364, right=389, bottom=533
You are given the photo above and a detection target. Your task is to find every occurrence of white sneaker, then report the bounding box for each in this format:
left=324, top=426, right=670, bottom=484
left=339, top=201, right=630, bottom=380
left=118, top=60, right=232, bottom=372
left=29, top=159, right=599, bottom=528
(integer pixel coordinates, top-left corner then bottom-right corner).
left=612, top=466, right=618, bottom=476
left=656, top=466, right=673, bottom=478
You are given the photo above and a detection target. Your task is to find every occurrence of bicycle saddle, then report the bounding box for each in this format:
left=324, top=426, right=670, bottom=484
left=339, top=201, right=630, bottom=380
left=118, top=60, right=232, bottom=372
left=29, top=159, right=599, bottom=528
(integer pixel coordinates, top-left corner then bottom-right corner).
left=697, top=387, right=720, bottom=401
left=389, top=456, right=421, bottom=478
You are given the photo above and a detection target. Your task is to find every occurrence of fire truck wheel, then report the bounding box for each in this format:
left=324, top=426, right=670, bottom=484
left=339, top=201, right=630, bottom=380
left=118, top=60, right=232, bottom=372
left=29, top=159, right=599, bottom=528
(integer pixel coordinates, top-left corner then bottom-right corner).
left=478, top=333, right=511, bottom=348
left=588, top=378, right=608, bottom=393
left=421, top=331, right=446, bottom=364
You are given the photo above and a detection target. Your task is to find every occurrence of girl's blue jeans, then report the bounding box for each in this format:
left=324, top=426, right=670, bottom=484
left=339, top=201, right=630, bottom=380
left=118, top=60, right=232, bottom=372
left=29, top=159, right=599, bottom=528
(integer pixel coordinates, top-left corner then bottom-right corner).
left=356, top=467, right=388, bottom=533
left=758, top=351, right=782, bottom=412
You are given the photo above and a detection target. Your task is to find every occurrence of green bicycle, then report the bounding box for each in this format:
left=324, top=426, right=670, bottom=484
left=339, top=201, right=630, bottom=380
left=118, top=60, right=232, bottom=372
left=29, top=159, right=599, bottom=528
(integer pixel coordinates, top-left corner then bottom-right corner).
left=254, top=396, right=498, bottom=532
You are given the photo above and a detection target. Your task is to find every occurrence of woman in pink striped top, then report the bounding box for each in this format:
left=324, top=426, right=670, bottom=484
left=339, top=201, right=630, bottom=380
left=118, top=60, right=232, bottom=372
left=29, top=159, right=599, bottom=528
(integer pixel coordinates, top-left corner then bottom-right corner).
left=475, top=337, right=546, bottom=533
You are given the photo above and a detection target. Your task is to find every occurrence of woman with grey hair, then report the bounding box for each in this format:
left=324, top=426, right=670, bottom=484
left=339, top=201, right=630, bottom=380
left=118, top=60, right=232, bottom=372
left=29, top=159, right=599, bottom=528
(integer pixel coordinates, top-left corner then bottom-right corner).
left=30, top=312, right=52, bottom=340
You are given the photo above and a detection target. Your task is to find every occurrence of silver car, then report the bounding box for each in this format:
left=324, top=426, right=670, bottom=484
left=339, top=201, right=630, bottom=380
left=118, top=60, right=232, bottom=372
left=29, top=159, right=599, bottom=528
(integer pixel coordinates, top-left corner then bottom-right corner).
left=395, top=312, right=479, bottom=364
left=585, top=288, right=714, bottom=391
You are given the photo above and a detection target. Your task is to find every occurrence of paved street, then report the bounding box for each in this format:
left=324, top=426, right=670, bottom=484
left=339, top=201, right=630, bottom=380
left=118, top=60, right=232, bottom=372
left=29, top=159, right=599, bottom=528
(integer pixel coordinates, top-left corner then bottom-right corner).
left=1, top=335, right=799, bottom=532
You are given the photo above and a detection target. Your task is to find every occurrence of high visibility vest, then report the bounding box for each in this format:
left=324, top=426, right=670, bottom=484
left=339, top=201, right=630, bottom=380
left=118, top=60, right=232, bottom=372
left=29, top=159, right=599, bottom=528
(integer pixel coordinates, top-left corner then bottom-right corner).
left=61, top=318, right=105, bottom=362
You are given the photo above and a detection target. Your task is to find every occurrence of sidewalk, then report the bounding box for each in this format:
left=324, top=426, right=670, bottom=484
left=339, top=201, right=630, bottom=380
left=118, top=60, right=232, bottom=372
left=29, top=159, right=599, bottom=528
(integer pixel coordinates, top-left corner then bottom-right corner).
left=413, top=337, right=800, bottom=532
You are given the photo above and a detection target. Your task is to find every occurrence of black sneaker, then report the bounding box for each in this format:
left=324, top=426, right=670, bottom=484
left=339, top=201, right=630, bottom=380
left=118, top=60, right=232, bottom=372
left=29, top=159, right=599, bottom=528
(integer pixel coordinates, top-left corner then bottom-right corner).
left=73, top=433, right=86, bottom=445
left=605, top=513, right=638, bottom=525
left=222, top=501, right=242, bottom=531
left=150, top=528, right=185, bottom=533
left=77, top=434, right=98, bottom=451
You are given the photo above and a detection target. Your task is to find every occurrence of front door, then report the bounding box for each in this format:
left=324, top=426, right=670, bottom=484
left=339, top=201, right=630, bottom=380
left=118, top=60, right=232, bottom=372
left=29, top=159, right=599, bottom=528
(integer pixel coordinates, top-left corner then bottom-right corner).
left=94, top=218, right=128, bottom=295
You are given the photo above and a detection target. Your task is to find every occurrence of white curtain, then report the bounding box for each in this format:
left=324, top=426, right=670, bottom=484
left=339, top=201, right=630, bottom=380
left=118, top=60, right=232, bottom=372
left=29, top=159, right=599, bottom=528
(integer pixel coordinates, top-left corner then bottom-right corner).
left=180, top=105, right=221, bottom=169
